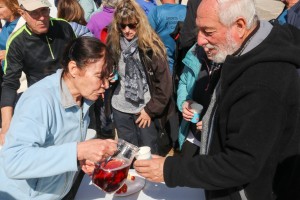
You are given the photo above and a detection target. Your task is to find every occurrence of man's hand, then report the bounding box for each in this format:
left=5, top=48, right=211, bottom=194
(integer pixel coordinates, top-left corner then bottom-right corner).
left=134, top=155, right=166, bottom=183
left=77, top=139, right=117, bottom=164
left=79, top=160, right=96, bottom=176
left=135, top=109, right=151, bottom=128
left=182, top=100, right=194, bottom=121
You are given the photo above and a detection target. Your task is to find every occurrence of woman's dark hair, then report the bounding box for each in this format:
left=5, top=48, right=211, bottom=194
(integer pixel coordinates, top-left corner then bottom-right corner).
left=61, top=37, right=111, bottom=77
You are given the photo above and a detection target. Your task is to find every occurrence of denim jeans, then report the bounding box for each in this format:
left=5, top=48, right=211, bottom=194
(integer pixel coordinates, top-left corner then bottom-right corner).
left=112, top=108, right=159, bottom=154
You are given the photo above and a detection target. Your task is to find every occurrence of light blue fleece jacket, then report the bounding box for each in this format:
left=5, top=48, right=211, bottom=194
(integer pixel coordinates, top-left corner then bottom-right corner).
left=177, top=44, right=202, bottom=149
left=78, top=0, right=98, bottom=21
left=0, top=69, right=93, bottom=200
left=69, top=22, right=93, bottom=37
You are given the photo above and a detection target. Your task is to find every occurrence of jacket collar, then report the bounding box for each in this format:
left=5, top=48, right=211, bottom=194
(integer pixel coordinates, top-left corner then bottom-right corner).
left=60, top=74, right=77, bottom=109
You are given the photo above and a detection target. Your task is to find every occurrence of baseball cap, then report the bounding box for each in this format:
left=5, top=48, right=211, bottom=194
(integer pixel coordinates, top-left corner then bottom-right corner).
left=18, top=0, right=52, bottom=11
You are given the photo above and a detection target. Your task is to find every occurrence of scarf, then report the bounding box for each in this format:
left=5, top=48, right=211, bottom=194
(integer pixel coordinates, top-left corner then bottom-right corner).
left=120, top=37, right=148, bottom=103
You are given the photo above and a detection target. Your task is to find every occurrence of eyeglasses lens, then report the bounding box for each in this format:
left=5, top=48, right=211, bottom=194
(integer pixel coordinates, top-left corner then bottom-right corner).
left=119, top=23, right=137, bottom=29
left=28, top=8, right=50, bottom=18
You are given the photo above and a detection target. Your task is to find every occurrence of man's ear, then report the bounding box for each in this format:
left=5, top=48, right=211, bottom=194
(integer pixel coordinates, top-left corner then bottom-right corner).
left=68, top=61, right=79, bottom=78
left=234, top=17, right=247, bottom=38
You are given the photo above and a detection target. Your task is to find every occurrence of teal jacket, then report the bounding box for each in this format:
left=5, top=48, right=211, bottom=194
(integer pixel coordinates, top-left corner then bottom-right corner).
left=0, top=69, right=93, bottom=199
left=177, top=44, right=202, bottom=149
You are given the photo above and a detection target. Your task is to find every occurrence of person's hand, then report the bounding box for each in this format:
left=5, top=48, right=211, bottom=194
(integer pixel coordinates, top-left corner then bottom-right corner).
left=80, top=159, right=96, bottom=176
left=134, top=155, right=166, bottom=183
left=196, top=121, right=203, bottom=131
left=182, top=100, right=194, bottom=121
left=135, top=109, right=151, bottom=128
left=77, top=139, right=117, bottom=164
left=108, top=72, right=116, bottom=83
left=0, top=50, right=6, bottom=61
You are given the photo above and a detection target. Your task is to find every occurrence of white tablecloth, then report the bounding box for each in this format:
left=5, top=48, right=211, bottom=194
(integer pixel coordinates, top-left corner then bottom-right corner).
left=75, top=169, right=205, bottom=200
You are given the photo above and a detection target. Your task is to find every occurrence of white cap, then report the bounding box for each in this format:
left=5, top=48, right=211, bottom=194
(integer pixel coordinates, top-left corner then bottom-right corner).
left=18, top=0, right=52, bottom=11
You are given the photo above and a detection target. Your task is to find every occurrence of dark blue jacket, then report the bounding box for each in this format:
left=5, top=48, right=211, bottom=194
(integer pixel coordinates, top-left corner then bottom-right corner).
left=276, top=1, right=300, bottom=29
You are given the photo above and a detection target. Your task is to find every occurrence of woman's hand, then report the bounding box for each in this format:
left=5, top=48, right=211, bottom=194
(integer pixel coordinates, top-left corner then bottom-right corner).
left=182, top=100, right=194, bottom=121
left=80, top=159, right=96, bottom=176
left=196, top=121, right=203, bottom=131
left=77, top=139, right=117, bottom=164
left=135, top=109, right=151, bottom=128
left=108, top=71, right=118, bottom=83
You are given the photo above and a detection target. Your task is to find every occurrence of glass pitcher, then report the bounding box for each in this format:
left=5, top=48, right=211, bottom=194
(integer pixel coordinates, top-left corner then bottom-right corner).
left=92, top=139, right=138, bottom=193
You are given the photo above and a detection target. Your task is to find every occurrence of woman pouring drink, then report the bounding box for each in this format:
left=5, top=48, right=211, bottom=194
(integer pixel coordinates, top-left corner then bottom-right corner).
left=0, top=37, right=117, bottom=200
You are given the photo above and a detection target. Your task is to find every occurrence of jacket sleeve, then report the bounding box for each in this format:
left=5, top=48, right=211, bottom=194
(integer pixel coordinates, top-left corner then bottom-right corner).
left=177, top=66, right=193, bottom=112
left=143, top=54, right=173, bottom=118
left=1, top=39, right=24, bottom=107
left=164, top=86, right=288, bottom=189
left=78, top=0, right=96, bottom=21
left=86, top=16, right=98, bottom=37
left=2, top=92, right=78, bottom=179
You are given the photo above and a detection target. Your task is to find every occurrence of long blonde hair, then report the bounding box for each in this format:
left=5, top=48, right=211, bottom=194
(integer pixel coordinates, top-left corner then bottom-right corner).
left=106, top=0, right=167, bottom=63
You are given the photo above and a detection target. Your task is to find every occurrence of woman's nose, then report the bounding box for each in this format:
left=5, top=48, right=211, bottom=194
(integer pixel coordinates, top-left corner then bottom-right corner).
left=124, top=26, right=131, bottom=32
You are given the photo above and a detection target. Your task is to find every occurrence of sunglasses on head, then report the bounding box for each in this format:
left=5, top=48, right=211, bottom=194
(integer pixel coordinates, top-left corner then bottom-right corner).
left=118, top=23, right=138, bottom=29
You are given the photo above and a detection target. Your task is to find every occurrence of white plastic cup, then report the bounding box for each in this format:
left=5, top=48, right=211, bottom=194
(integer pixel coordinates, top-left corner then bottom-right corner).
left=135, top=146, right=152, bottom=160
left=190, top=103, right=203, bottom=123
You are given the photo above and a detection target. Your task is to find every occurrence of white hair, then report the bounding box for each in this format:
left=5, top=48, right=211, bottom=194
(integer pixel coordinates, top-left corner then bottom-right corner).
left=216, top=0, right=258, bottom=29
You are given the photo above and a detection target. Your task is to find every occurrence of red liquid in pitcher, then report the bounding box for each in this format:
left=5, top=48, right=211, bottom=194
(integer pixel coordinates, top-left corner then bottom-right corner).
left=92, top=158, right=130, bottom=193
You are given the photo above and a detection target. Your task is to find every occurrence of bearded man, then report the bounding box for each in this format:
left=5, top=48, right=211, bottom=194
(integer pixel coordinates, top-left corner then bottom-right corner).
left=134, top=0, right=300, bottom=199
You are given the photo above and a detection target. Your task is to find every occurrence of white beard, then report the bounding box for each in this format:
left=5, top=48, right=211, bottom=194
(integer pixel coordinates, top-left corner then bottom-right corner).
left=205, top=31, right=240, bottom=63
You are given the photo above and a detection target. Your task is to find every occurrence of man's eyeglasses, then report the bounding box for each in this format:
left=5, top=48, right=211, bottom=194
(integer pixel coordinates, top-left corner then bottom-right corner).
left=23, top=7, right=50, bottom=19
left=118, top=23, right=138, bottom=29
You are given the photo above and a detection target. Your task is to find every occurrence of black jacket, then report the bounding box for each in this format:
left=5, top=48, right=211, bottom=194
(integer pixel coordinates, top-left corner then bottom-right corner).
left=179, top=0, right=201, bottom=50
left=1, top=18, right=75, bottom=107
left=164, top=24, right=300, bottom=200
left=139, top=49, right=176, bottom=128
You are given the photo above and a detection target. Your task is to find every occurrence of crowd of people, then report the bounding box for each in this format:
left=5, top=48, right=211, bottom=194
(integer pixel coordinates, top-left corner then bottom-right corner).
left=0, top=0, right=299, bottom=199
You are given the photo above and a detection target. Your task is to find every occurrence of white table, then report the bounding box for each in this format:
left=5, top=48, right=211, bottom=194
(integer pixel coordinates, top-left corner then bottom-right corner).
left=75, top=169, right=205, bottom=200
